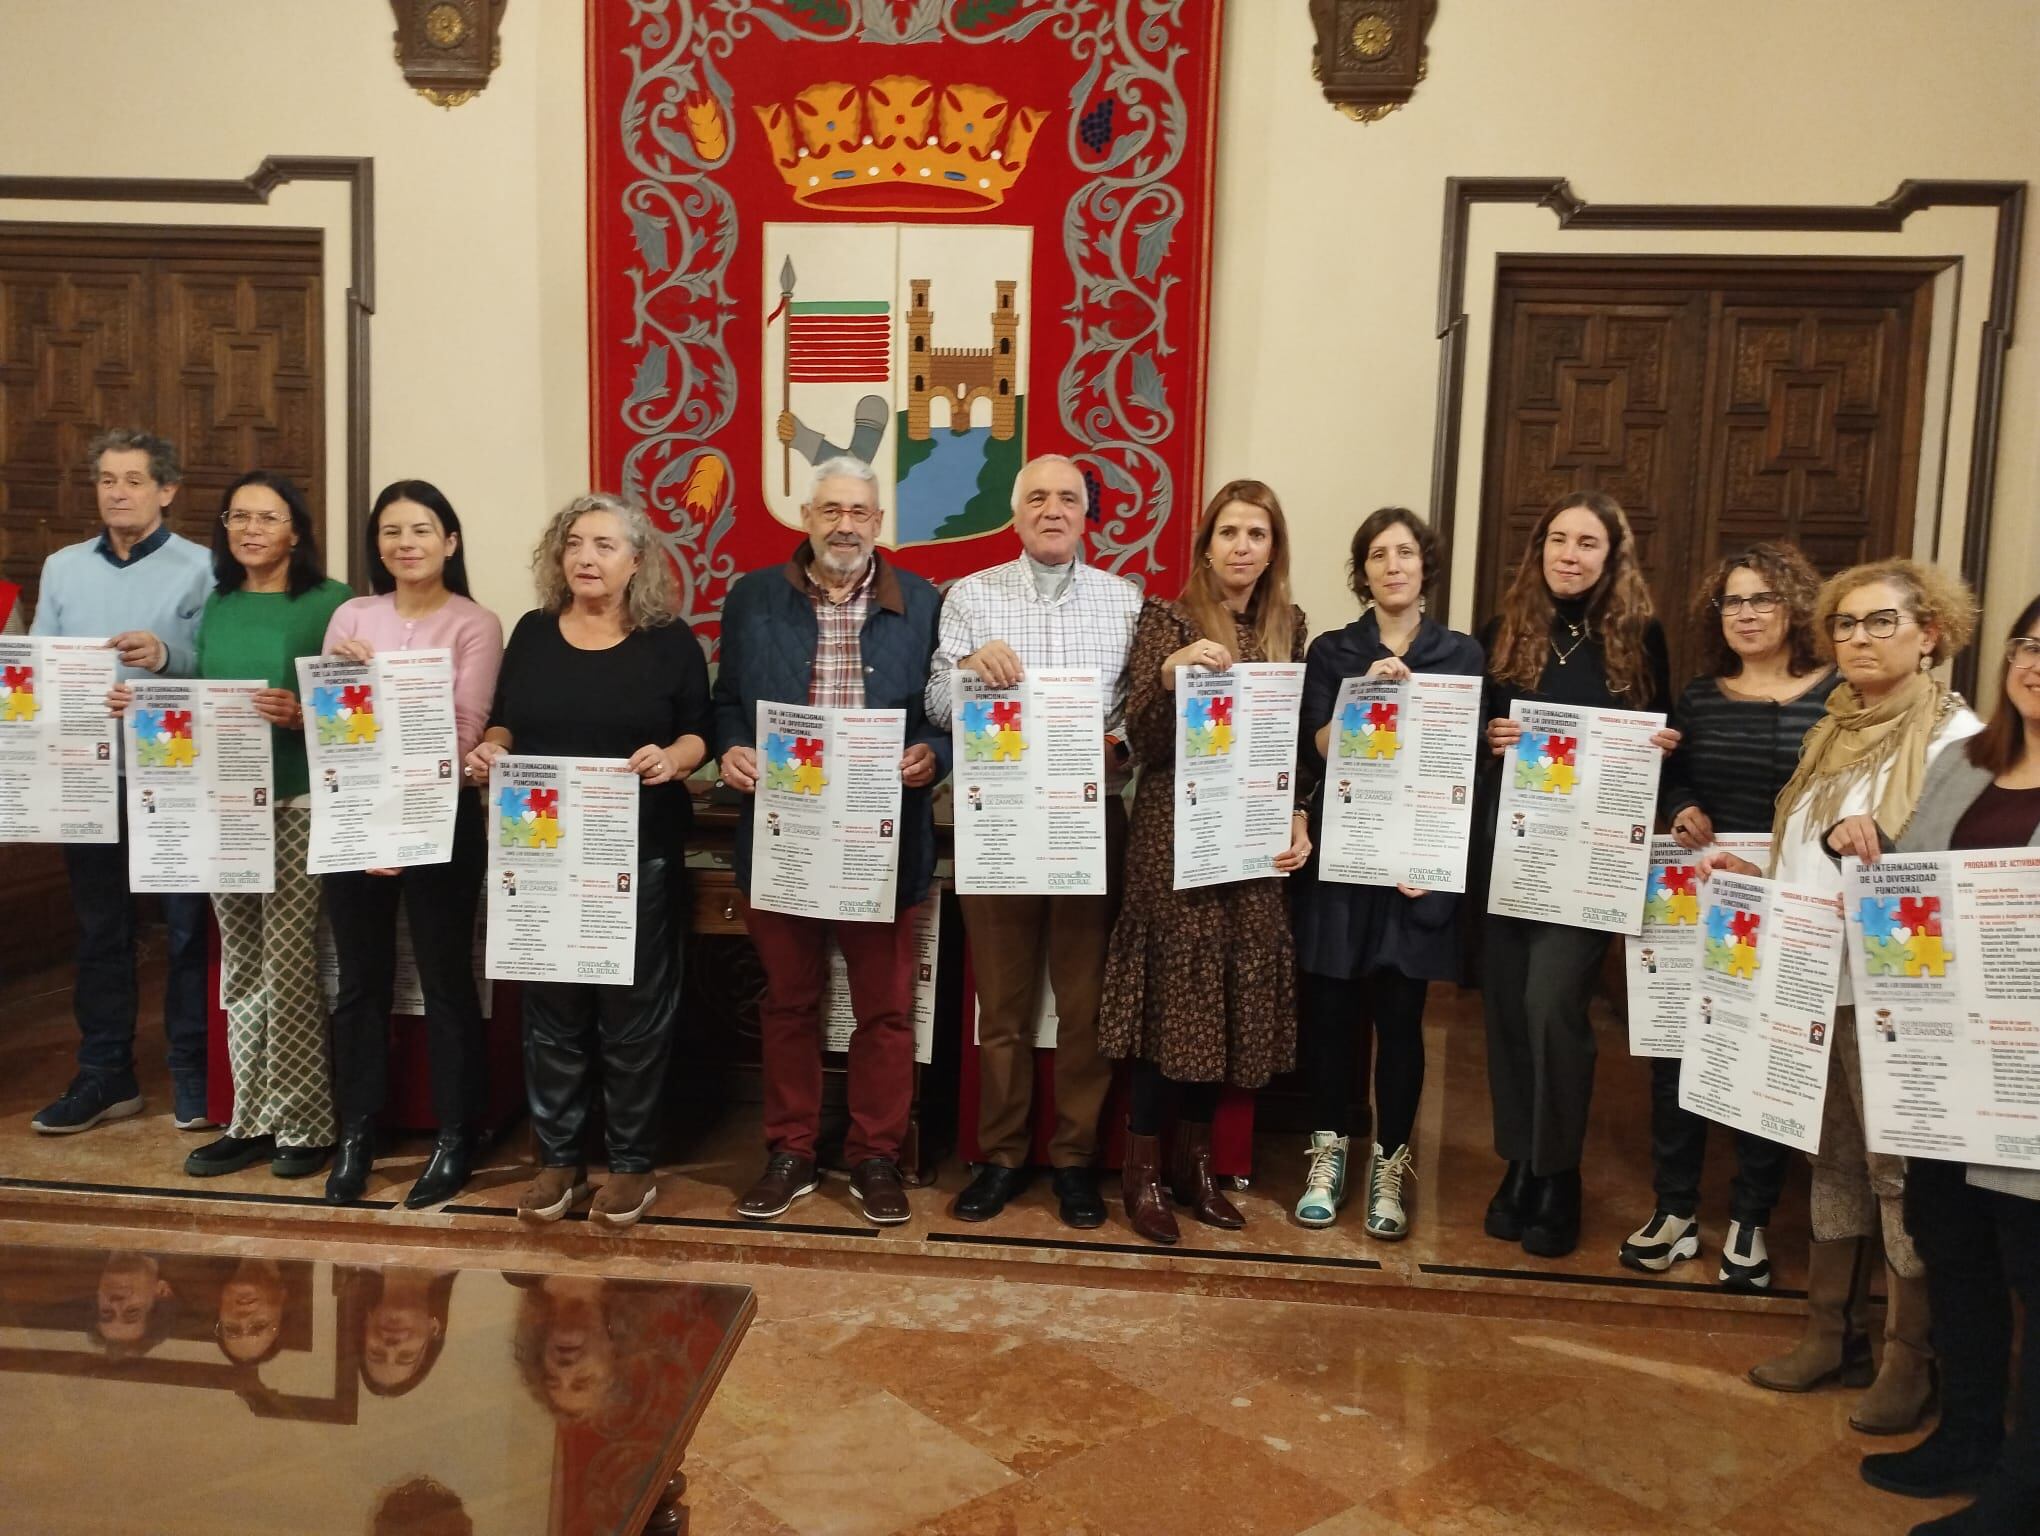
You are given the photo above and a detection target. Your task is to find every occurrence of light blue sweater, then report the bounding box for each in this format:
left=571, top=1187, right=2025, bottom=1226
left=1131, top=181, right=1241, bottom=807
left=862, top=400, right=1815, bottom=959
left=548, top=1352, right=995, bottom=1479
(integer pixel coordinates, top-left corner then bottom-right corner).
left=30, top=529, right=213, bottom=680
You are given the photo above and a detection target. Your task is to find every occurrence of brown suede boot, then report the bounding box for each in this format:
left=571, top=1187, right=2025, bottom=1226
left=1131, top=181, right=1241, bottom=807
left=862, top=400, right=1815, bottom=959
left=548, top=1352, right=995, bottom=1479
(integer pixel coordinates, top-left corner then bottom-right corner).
left=1851, top=1268, right=1936, bottom=1434
left=1122, top=1132, right=1180, bottom=1245
left=1168, top=1120, right=1245, bottom=1230
left=1749, top=1237, right=1876, bottom=1392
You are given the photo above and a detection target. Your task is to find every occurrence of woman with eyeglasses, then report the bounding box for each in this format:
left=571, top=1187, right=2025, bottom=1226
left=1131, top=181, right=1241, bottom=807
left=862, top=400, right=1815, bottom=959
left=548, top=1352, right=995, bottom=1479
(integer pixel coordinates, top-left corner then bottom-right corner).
left=1851, top=598, right=2040, bottom=1532
left=111, top=473, right=351, bottom=1181
left=1622, top=543, right=1837, bottom=1291
left=322, top=482, right=503, bottom=1209
left=1703, top=558, right=1980, bottom=1437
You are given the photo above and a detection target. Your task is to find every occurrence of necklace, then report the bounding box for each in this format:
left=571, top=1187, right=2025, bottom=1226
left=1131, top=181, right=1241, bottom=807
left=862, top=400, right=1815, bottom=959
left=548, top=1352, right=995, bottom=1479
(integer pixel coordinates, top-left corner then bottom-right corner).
left=1551, top=614, right=1590, bottom=667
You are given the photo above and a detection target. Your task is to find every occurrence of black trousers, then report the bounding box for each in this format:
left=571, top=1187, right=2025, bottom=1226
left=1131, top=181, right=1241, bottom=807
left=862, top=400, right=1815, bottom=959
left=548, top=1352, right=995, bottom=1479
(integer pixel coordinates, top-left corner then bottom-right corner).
left=1647, top=1055, right=1791, bottom=1225
left=1905, top=1154, right=2040, bottom=1492
left=325, top=793, right=488, bottom=1129
left=1481, top=916, right=1609, bottom=1176
left=1299, top=968, right=1428, bottom=1152
left=520, top=854, right=681, bottom=1174
left=1126, top=1060, right=1221, bottom=1137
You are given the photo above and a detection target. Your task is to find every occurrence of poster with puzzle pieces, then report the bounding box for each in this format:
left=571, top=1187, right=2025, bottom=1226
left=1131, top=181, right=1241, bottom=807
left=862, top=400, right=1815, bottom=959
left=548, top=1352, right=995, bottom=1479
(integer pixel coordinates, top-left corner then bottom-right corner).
left=1678, top=871, right=1846, bottom=1154
left=0, top=635, right=119, bottom=844
left=124, top=679, right=274, bottom=894
left=1625, top=833, right=1771, bottom=1057
left=1318, top=673, right=1483, bottom=893
left=1486, top=701, right=1667, bottom=934
left=297, top=649, right=458, bottom=876
left=951, top=668, right=1105, bottom=896
left=1845, top=850, right=2040, bottom=1171
left=750, top=701, right=906, bottom=922
left=485, top=756, right=639, bottom=984
left=1172, top=662, right=1306, bottom=892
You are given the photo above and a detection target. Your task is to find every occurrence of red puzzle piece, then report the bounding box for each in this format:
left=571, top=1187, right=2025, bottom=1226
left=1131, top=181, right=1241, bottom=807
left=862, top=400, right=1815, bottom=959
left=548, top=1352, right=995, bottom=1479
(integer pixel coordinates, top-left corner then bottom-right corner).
left=1896, top=896, right=1942, bottom=936
left=1545, top=734, right=1577, bottom=765
left=1206, top=696, right=1233, bottom=724
left=342, top=684, right=374, bottom=713
left=795, top=736, right=825, bottom=765
left=1366, top=701, right=1399, bottom=729
left=990, top=700, right=1023, bottom=728
left=2, top=666, right=31, bottom=690
left=1729, top=910, right=1761, bottom=941
left=526, top=788, right=559, bottom=816
left=163, top=709, right=193, bottom=737
left=1661, top=865, right=1697, bottom=894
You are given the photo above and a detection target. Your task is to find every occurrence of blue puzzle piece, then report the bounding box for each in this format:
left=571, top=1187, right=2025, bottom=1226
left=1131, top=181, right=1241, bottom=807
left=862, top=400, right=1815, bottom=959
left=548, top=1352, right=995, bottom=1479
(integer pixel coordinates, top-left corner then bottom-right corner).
left=1516, top=730, right=1548, bottom=765
left=960, top=701, right=991, bottom=737
left=132, top=707, right=163, bottom=741
left=1184, top=696, right=1210, bottom=733
left=310, top=685, right=342, bottom=720
left=495, top=786, right=528, bottom=820
left=763, top=732, right=796, bottom=767
left=1856, top=896, right=1896, bottom=942
left=1705, top=905, right=1733, bottom=945
left=1339, top=701, right=1366, bottom=734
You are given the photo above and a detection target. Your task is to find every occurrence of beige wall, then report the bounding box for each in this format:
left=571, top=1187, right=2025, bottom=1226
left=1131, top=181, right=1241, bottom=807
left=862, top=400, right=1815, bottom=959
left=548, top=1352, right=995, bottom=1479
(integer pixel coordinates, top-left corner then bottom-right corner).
left=4, top=0, right=2035, bottom=685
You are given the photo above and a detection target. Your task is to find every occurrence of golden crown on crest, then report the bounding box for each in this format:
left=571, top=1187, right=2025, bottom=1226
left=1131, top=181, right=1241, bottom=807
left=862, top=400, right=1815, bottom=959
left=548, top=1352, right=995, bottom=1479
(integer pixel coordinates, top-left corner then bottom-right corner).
left=753, top=76, right=1049, bottom=213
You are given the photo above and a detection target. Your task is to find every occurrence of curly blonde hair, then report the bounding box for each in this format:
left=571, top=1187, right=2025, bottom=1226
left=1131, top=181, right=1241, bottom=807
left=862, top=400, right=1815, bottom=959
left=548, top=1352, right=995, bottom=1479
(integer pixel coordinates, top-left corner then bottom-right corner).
left=1488, top=492, right=1657, bottom=702
left=531, top=493, right=676, bottom=629
left=1813, top=558, right=1977, bottom=666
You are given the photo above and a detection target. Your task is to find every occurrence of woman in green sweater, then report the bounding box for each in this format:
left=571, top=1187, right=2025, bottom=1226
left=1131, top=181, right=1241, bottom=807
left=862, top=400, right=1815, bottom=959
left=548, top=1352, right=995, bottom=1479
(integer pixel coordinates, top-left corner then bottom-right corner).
left=119, top=471, right=351, bottom=1179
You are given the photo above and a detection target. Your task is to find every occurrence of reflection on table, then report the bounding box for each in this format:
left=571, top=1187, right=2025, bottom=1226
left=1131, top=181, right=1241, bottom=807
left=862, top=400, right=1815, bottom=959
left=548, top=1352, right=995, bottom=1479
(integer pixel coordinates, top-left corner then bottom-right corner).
left=0, top=1241, right=754, bottom=1535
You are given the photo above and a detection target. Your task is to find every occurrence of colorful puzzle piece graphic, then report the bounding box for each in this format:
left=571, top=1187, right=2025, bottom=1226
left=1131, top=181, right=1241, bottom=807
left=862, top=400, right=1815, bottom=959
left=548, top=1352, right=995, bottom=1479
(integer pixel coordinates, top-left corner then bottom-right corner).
left=1705, top=906, right=1732, bottom=945
left=1904, top=932, right=1952, bottom=977
left=1207, top=720, right=1234, bottom=755
left=1339, top=702, right=1366, bottom=735
left=1863, top=935, right=1913, bottom=976
left=1856, top=897, right=1897, bottom=941
left=1662, top=866, right=1697, bottom=895
left=990, top=700, right=1022, bottom=729
left=1727, top=941, right=1759, bottom=979
left=164, top=735, right=195, bottom=767
left=1665, top=891, right=1699, bottom=925
left=1367, top=701, right=1398, bottom=730
left=2, top=664, right=37, bottom=722
left=1730, top=910, right=1761, bottom=942
left=1542, top=759, right=1578, bottom=794
left=1184, top=697, right=1210, bottom=733
left=1207, top=696, right=1233, bottom=725
left=1645, top=894, right=1671, bottom=925
left=1513, top=758, right=1543, bottom=790
left=1515, top=730, right=1548, bottom=765
left=794, top=760, right=826, bottom=795
left=1545, top=734, right=1578, bottom=766
left=1339, top=728, right=1367, bottom=758
left=497, top=787, right=528, bottom=820
left=1896, top=896, right=1942, bottom=937
left=1704, top=937, right=1736, bottom=973
left=528, top=789, right=558, bottom=818
left=960, top=701, right=991, bottom=738
left=345, top=711, right=379, bottom=744
left=528, top=814, right=561, bottom=849
left=794, top=736, right=825, bottom=766
left=1363, top=728, right=1398, bottom=760
left=991, top=728, right=1025, bottom=762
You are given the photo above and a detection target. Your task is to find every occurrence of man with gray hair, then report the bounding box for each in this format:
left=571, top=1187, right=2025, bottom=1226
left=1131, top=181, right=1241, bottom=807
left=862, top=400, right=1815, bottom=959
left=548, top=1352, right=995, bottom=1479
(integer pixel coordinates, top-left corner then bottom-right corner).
left=712, top=456, right=950, bottom=1226
left=924, top=453, right=1142, bottom=1228
left=29, top=429, right=214, bottom=1136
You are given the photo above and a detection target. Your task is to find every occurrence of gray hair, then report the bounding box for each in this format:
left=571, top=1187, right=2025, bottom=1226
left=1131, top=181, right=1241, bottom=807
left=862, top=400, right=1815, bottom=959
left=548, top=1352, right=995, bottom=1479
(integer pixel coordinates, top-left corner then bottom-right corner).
left=87, top=429, right=181, bottom=486
left=531, top=492, right=677, bottom=629
left=806, top=454, right=879, bottom=506
left=1010, top=453, right=1084, bottom=514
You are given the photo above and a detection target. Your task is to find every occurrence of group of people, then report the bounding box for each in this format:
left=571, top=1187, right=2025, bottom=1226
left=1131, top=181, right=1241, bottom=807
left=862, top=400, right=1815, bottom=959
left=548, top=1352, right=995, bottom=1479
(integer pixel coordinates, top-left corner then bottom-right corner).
left=18, top=429, right=2038, bottom=1534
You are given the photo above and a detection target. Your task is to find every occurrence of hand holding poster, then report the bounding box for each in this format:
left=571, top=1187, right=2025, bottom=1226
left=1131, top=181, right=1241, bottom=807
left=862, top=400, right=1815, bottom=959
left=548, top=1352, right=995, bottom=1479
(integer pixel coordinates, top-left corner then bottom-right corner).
left=298, top=649, right=459, bottom=875
left=0, top=636, right=119, bottom=844
left=1487, top=701, right=1666, bottom=933
left=750, top=702, right=906, bottom=922
left=1317, top=672, right=1482, bottom=892
left=484, top=756, right=639, bottom=984
left=1173, top=662, right=1306, bottom=891
left=1845, top=849, right=2040, bottom=1171
left=125, top=680, right=275, bottom=893
left=1625, top=834, right=1770, bottom=1057
left=1677, top=871, right=1847, bottom=1153
left=951, top=668, right=1106, bottom=896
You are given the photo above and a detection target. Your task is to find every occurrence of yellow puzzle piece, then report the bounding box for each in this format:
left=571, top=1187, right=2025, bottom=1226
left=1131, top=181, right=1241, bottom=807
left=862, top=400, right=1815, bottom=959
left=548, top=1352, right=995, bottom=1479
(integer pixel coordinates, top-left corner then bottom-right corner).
left=1207, top=720, right=1234, bottom=754
left=1, top=691, right=35, bottom=722
left=1665, top=891, right=1700, bottom=925
left=164, top=735, right=197, bottom=768
left=528, top=814, right=561, bottom=849
left=345, top=712, right=380, bottom=744
left=1727, top=941, right=1759, bottom=979
left=1543, top=759, right=1578, bottom=794
left=1363, top=728, right=1398, bottom=760
left=991, top=728, right=1025, bottom=762
left=794, top=761, right=827, bottom=795
left=1905, top=932, right=1951, bottom=977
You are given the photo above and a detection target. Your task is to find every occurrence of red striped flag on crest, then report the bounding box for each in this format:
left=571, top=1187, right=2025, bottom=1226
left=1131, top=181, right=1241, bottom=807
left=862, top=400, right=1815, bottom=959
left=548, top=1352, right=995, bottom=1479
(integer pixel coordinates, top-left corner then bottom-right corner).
left=787, top=301, right=890, bottom=383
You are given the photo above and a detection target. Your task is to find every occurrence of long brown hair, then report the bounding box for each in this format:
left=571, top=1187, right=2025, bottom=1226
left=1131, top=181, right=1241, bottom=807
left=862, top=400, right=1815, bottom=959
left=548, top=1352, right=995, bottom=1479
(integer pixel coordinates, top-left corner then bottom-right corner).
left=1967, top=592, right=2040, bottom=775
left=1488, top=491, right=1656, bottom=701
left=1177, top=479, right=1298, bottom=662
left=1689, top=541, right=1824, bottom=680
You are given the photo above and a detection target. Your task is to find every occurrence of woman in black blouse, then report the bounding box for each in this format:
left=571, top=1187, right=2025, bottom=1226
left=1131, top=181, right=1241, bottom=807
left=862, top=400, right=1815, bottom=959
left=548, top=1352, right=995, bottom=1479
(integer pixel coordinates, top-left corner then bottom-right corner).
left=465, top=493, right=709, bottom=1230
left=1291, top=508, right=1483, bottom=1239
left=1623, top=542, right=1836, bottom=1289
left=1480, top=491, right=1677, bottom=1259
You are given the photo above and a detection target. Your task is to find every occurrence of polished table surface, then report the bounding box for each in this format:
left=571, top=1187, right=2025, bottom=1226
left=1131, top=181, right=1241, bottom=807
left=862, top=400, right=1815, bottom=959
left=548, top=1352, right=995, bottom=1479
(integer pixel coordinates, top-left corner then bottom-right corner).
left=0, top=1241, right=754, bottom=1535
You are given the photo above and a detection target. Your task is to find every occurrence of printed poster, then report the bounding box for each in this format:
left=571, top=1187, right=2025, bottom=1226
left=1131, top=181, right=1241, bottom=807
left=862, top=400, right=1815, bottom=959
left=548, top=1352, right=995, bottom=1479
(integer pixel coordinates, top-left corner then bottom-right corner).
left=750, top=702, right=906, bottom=922
left=299, top=650, right=460, bottom=875
left=0, top=636, right=119, bottom=844
left=1172, top=663, right=1306, bottom=891
left=951, top=668, right=1106, bottom=896
left=124, top=680, right=275, bottom=894
left=1626, top=834, right=1771, bottom=1057
left=1317, top=672, right=1482, bottom=892
left=484, top=757, right=640, bottom=984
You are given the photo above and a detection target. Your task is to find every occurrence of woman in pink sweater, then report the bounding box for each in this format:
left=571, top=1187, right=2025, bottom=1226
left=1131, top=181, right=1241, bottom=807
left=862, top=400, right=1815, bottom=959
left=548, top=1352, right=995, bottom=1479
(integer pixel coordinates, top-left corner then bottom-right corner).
left=320, top=480, right=503, bottom=1207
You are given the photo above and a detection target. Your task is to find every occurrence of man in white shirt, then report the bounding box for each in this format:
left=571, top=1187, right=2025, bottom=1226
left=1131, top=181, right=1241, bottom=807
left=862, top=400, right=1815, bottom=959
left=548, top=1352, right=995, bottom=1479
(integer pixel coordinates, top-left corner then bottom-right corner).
left=925, top=454, right=1141, bottom=1228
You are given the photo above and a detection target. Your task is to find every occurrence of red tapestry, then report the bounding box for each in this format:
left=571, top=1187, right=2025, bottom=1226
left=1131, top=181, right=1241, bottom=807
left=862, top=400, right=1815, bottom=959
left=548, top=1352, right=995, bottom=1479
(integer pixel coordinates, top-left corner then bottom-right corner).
left=587, top=0, right=1225, bottom=642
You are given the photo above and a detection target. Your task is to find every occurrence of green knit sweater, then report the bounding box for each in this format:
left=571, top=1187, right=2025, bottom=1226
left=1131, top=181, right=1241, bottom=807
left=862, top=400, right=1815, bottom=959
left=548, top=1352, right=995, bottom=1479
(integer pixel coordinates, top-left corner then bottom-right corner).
left=195, top=580, right=352, bottom=798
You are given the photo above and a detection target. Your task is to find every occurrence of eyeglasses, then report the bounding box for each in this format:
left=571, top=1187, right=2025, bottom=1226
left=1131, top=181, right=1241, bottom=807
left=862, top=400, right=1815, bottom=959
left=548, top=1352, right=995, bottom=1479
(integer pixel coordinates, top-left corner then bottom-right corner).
left=2006, top=637, right=2040, bottom=670
left=811, top=502, right=879, bottom=527
left=222, top=510, right=290, bottom=530
left=1714, top=591, right=1782, bottom=617
left=1825, top=608, right=1913, bottom=642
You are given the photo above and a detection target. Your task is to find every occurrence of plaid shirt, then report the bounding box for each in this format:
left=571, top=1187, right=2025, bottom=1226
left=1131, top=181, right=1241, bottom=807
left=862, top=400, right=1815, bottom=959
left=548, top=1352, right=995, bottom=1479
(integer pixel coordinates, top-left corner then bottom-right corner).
left=924, top=554, right=1143, bottom=731
left=805, top=554, right=875, bottom=708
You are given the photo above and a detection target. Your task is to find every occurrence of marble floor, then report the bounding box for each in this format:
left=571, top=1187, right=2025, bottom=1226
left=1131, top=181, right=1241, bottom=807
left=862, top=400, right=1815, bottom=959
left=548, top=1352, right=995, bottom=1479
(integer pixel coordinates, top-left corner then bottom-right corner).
left=0, top=951, right=1954, bottom=1533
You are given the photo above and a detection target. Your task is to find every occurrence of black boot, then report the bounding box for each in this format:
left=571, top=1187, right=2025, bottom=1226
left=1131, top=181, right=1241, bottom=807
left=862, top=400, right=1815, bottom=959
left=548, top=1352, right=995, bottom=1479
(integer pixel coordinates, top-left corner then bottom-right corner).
left=1483, top=1160, right=1536, bottom=1241
left=405, top=1127, right=476, bottom=1209
left=325, top=1121, right=376, bottom=1204
left=1861, top=1423, right=2003, bottom=1499
left=1521, top=1168, right=1583, bottom=1258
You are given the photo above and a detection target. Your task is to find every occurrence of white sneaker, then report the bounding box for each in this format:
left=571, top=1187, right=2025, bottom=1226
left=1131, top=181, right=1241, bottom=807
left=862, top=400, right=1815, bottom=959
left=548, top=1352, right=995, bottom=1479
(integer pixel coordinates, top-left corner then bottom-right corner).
left=1618, top=1209, right=1700, bottom=1272
left=1364, top=1142, right=1415, bottom=1240
left=1294, top=1132, right=1348, bottom=1228
left=1718, top=1219, right=1772, bottom=1290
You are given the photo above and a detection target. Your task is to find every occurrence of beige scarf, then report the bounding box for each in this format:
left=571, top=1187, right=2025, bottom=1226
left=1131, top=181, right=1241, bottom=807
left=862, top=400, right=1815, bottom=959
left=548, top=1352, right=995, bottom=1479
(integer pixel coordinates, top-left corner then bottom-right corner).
left=1769, top=669, right=1954, bottom=851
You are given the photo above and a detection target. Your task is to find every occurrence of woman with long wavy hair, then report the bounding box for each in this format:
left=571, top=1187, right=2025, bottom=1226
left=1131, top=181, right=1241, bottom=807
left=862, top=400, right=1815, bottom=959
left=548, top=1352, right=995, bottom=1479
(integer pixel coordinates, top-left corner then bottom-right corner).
left=1479, top=491, right=1677, bottom=1260
left=465, top=494, right=710, bottom=1230
left=1703, top=558, right=1980, bottom=1438
left=1099, top=479, right=1312, bottom=1246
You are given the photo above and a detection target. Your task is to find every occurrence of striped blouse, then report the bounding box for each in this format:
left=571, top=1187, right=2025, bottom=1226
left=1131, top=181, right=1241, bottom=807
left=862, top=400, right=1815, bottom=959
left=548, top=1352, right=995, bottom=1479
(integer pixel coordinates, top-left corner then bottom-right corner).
left=1658, top=668, right=1838, bottom=834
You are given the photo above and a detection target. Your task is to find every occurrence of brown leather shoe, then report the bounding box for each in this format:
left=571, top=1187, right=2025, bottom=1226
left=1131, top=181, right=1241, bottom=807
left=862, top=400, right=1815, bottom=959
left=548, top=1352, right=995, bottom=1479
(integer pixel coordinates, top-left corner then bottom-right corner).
left=1121, top=1131, right=1180, bottom=1245
left=737, top=1151, right=820, bottom=1221
left=1169, top=1120, right=1245, bottom=1229
left=517, top=1165, right=587, bottom=1224
left=590, top=1171, right=658, bottom=1230
left=850, top=1158, right=911, bottom=1225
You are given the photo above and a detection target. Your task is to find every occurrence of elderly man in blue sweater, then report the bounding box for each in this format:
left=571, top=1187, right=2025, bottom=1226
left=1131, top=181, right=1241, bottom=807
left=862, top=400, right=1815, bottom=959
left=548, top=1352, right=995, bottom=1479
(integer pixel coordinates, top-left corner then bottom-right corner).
left=29, top=429, right=213, bottom=1136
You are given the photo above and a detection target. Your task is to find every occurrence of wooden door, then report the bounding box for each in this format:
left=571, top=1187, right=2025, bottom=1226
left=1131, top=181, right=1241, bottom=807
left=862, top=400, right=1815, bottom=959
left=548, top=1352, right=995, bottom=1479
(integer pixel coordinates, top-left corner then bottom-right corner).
left=1477, top=259, right=1937, bottom=690
left=0, top=223, right=322, bottom=976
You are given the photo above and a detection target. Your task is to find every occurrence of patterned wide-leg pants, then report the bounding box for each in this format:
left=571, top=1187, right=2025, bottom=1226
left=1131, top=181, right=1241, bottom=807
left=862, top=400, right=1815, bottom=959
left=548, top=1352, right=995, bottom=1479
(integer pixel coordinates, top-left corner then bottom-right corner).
left=213, top=806, right=335, bottom=1147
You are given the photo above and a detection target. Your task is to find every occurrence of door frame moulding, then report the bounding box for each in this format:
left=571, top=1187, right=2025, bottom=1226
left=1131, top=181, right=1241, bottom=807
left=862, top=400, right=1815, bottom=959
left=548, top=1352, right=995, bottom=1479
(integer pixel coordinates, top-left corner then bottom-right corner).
left=0, top=157, right=375, bottom=585
left=1430, top=176, right=2024, bottom=696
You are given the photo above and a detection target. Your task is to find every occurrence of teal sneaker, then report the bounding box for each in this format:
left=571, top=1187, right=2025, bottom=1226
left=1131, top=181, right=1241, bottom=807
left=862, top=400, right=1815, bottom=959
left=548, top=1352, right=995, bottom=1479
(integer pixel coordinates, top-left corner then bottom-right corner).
left=1294, top=1132, right=1349, bottom=1228
left=1365, top=1142, right=1415, bottom=1240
